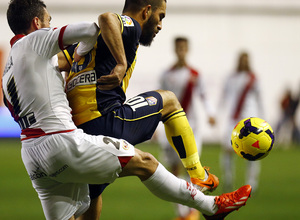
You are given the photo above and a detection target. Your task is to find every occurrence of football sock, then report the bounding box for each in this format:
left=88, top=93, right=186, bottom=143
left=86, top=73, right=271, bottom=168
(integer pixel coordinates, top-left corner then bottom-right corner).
left=163, top=109, right=205, bottom=180
left=143, top=163, right=217, bottom=215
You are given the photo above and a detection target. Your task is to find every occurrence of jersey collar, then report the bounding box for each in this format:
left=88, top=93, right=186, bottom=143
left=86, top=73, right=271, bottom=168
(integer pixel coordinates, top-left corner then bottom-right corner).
left=10, top=34, right=25, bottom=47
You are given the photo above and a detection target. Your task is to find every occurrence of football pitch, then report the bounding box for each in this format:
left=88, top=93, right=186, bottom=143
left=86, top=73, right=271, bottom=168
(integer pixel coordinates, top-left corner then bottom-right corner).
left=0, top=138, right=299, bottom=220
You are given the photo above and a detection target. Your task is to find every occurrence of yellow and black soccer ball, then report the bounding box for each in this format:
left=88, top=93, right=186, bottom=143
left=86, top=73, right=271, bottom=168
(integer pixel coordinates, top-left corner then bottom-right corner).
left=231, top=117, right=275, bottom=161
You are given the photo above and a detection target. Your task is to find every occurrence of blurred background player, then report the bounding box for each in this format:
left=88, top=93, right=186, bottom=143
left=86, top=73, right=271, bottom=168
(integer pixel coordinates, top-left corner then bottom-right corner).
left=157, top=37, right=216, bottom=220
left=275, top=87, right=300, bottom=145
left=62, top=1, right=219, bottom=219
left=218, top=51, right=264, bottom=193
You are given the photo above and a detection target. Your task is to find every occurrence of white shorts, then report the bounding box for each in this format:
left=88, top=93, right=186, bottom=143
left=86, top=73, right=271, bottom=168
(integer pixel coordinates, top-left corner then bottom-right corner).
left=21, top=129, right=135, bottom=220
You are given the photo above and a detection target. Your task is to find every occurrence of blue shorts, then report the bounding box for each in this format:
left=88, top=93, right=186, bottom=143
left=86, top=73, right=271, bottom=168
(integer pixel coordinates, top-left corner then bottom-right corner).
left=78, top=91, right=163, bottom=199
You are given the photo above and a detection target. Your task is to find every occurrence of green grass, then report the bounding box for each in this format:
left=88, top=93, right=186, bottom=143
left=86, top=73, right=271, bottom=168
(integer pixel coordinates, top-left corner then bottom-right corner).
left=0, top=139, right=300, bottom=219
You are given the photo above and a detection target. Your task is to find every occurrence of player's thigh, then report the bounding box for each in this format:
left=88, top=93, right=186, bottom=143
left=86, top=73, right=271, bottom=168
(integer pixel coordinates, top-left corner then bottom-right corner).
left=120, top=92, right=163, bottom=143
left=36, top=181, right=89, bottom=220
left=22, top=130, right=134, bottom=184
left=55, top=130, right=135, bottom=184
left=21, top=131, right=135, bottom=219
left=22, top=139, right=89, bottom=219
left=80, top=91, right=163, bottom=145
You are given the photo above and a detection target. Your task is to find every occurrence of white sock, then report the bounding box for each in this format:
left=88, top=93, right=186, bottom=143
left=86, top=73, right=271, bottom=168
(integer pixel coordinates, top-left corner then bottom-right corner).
left=142, top=163, right=217, bottom=215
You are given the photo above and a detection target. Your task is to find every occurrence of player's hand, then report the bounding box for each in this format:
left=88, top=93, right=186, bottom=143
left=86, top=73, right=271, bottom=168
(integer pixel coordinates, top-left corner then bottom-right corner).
left=97, top=64, right=127, bottom=90
left=74, top=47, right=82, bottom=62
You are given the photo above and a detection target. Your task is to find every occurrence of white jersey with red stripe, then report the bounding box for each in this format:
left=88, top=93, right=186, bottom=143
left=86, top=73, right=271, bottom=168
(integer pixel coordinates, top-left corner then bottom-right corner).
left=2, top=27, right=76, bottom=140
left=222, top=71, right=262, bottom=120
left=220, top=71, right=264, bottom=148
left=158, top=65, right=214, bottom=159
left=160, top=66, right=214, bottom=119
left=1, top=23, right=137, bottom=219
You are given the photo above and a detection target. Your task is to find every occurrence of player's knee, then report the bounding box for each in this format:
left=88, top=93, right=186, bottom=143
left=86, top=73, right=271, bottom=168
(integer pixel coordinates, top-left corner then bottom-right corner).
left=121, top=149, right=159, bottom=180
left=135, top=150, right=159, bottom=180
left=156, top=89, right=181, bottom=117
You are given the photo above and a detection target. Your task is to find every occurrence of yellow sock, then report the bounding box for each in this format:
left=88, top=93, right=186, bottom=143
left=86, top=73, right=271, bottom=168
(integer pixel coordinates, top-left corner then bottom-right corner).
left=163, top=109, right=205, bottom=179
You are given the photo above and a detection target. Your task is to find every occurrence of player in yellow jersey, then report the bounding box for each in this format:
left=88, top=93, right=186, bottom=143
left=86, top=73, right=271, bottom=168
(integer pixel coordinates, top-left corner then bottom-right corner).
left=61, top=0, right=219, bottom=219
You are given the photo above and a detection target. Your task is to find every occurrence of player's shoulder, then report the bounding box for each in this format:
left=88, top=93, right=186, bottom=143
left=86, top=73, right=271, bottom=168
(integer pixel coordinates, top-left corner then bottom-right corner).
left=25, top=27, right=57, bottom=44
left=30, top=27, right=54, bottom=37
left=118, top=14, right=141, bottom=35
left=98, top=13, right=139, bottom=41
left=120, top=15, right=135, bottom=27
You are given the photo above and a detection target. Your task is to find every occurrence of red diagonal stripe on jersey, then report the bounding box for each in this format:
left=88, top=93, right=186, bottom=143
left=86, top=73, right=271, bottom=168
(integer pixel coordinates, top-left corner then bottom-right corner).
left=180, top=67, right=198, bottom=112
left=233, top=72, right=256, bottom=120
left=252, top=140, right=260, bottom=149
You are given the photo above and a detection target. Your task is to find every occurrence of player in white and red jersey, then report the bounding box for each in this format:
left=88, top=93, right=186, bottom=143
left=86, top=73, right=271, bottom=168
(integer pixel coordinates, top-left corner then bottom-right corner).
left=2, top=1, right=252, bottom=219
left=160, top=37, right=215, bottom=155
left=219, top=51, right=264, bottom=193
left=158, top=37, right=215, bottom=220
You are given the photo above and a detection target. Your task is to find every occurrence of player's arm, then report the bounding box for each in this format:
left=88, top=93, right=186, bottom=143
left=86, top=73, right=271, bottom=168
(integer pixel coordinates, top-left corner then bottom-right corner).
left=61, top=22, right=99, bottom=51
left=58, top=44, right=78, bottom=77
left=56, top=22, right=98, bottom=75
left=40, top=22, right=99, bottom=63
left=57, top=51, right=71, bottom=72
left=97, top=12, right=127, bottom=90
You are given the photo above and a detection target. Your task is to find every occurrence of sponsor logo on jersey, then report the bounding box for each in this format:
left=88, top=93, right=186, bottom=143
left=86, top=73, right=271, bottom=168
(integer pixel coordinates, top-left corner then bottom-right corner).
left=49, top=164, right=69, bottom=178
left=29, top=167, right=47, bottom=180
left=146, top=96, right=157, bottom=106
left=66, top=70, right=97, bottom=92
left=121, top=15, right=134, bottom=27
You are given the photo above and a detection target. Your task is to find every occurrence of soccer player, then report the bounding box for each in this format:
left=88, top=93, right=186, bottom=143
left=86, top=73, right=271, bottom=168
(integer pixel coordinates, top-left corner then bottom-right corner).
left=158, top=37, right=216, bottom=220
left=62, top=1, right=218, bottom=218
left=218, top=52, right=264, bottom=193
left=2, top=0, right=252, bottom=219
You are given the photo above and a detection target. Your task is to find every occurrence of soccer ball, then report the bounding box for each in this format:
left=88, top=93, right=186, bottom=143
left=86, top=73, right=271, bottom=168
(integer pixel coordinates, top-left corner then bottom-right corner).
left=231, top=117, right=275, bottom=161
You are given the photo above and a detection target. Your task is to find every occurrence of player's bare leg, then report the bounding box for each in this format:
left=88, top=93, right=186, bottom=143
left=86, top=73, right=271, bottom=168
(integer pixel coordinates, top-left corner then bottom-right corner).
left=77, top=196, right=102, bottom=220
left=119, top=148, right=159, bottom=180
left=156, top=89, right=219, bottom=192
left=119, top=148, right=251, bottom=218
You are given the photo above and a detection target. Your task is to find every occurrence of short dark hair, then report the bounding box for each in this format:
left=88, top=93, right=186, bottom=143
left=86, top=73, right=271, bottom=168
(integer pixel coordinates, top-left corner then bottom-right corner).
left=175, top=37, right=188, bottom=44
left=123, top=0, right=166, bottom=14
left=7, top=0, right=46, bottom=35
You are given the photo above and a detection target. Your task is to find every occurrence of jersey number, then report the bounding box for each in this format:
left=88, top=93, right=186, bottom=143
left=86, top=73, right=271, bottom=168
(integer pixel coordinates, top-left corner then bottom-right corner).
left=5, top=75, right=36, bottom=129
left=125, top=96, right=148, bottom=111
left=6, top=75, right=21, bottom=116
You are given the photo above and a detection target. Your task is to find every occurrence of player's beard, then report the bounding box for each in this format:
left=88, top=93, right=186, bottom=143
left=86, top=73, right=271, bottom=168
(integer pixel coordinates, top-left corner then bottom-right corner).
left=139, top=15, right=157, bottom=46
